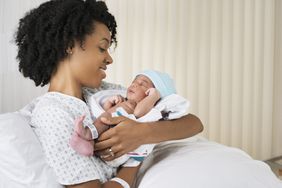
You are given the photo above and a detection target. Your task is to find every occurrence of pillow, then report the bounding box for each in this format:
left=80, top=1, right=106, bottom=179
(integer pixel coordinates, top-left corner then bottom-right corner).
left=0, top=112, right=63, bottom=188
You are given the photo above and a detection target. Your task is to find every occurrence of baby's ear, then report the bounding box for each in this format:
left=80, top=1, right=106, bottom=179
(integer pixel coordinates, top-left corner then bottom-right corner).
left=145, top=88, right=155, bottom=95
left=145, top=88, right=151, bottom=95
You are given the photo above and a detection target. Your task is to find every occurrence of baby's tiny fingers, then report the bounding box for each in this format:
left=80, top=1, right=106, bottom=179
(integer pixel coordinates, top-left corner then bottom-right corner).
left=80, top=115, right=86, bottom=121
left=74, top=115, right=86, bottom=126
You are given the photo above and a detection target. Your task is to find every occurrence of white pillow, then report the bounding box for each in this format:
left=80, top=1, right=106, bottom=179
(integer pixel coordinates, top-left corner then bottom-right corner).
left=0, top=112, right=63, bottom=188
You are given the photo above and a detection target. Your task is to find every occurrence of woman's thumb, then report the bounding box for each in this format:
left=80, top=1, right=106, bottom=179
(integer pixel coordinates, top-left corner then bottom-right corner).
left=100, top=116, right=126, bottom=126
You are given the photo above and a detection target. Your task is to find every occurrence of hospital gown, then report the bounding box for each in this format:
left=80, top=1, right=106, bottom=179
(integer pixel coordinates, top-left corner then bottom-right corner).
left=30, top=82, right=123, bottom=185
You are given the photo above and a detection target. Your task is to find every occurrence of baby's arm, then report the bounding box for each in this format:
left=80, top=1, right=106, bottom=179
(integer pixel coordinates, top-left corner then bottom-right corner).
left=134, top=88, right=161, bottom=118
left=70, top=116, right=94, bottom=156
left=73, top=116, right=92, bottom=140
left=103, top=95, right=125, bottom=111
left=73, top=115, right=108, bottom=140
left=70, top=113, right=112, bottom=157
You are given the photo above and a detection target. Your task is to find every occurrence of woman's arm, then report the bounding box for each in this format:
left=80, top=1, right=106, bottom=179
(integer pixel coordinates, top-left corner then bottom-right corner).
left=95, top=114, right=203, bottom=160
left=66, top=166, right=140, bottom=188
left=141, top=113, right=203, bottom=143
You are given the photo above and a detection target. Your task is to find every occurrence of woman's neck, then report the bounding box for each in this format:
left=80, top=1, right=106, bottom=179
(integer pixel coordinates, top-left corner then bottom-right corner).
left=48, top=61, right=83, bottom=99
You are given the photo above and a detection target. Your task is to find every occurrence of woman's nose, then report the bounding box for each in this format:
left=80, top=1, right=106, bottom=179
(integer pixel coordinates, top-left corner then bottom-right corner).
left=105, top=53, right=113, bottom=65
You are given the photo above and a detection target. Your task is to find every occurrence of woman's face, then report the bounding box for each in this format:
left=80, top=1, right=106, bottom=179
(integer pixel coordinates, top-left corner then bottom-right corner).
left=127, top=75, right=154, bottom=102
left=69, top=22, right=113, bottom=88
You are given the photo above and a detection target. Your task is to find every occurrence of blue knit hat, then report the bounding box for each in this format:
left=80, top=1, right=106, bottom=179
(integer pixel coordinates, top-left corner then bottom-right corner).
left=136, top=70, right=176, bottom=98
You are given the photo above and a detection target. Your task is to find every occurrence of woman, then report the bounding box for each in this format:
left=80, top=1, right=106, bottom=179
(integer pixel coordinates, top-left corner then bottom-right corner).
left=15, top=0, right=203, bottom=187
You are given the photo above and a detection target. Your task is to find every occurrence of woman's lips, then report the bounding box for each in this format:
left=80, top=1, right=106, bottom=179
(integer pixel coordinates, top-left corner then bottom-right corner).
left=100, top=66, right=107, bottom=70
left=99, top=68, right=106, bottom=78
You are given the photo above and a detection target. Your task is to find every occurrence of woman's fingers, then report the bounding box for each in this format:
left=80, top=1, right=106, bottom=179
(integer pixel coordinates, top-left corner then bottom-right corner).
left=96, top=147, right=114, bottom=158
left=97, top=116, right=130, bottom=142
left=95, top=136, right=115, bottom=150
left=97, top=146, right=125, bottom=161
left=95, top=117, right=145, bottom=161
left=97, top=116, right=128, bottom=141
left=100, top=115, right=127, bottom=127
left=100, top=151, right=125, bottom=161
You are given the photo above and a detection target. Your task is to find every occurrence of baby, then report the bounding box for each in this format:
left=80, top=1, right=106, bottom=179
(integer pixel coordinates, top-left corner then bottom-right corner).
left=70, top=72, right=162, bottom=156
left=70, top=70, right=189, bottom=166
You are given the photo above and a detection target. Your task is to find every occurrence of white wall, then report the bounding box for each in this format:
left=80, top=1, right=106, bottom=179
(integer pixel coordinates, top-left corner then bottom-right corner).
left=273, top=0, right=282, bottom=157
left=0, top=0, right=48, bottom=113
left=0, top=0, right=281, bottom=160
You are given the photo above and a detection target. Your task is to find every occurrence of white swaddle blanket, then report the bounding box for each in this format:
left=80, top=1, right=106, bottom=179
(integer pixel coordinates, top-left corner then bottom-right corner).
left=85, top=89, right=190, bottom=167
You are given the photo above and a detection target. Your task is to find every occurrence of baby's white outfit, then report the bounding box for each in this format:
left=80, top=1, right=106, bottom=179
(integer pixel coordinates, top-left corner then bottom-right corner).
left=85, top=89, right=190, bottom=167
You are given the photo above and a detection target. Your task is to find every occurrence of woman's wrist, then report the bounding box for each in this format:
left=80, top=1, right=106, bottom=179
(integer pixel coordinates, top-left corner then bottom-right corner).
left=140, top=119, right=180, bottom=144
left=113, top=166, right=141, bottom=187
left=138, top=122, right=154, bottom=145
left=110, top=177, right=130, bottom=188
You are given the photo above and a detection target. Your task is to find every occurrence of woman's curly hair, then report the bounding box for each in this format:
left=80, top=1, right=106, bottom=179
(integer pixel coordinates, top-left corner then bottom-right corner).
left=15, top=0, right=117, bottom=86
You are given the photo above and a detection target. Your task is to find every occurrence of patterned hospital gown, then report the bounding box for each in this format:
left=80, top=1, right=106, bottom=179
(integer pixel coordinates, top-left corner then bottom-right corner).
left=30, top=82, right=125, bottom=185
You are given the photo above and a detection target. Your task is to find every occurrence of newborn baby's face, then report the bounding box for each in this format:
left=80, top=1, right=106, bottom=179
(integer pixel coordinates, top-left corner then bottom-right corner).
left=126, top=75, right=154, bottom=103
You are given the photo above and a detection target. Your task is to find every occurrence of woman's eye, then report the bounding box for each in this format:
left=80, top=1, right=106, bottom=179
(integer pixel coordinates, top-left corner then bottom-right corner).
left=99, top=47, right=106, bottom=52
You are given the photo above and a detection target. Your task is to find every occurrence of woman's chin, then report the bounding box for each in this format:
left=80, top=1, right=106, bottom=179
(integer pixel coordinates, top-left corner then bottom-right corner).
left=88, top=71, right=106, bottom=88
left=100, top=69, right=107, bottom=79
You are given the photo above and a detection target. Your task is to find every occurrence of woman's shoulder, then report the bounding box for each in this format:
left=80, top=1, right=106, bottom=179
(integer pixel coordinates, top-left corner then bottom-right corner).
left=38, top=91, right=84, bottom=105
left=32, top=92, right=87, bottom=117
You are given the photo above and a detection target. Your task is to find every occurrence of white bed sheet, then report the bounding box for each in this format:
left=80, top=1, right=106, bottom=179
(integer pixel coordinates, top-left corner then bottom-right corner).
left=135, top=137, right=282, bottom=188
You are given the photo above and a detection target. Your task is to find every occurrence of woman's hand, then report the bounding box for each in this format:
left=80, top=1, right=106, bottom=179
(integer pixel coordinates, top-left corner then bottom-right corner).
left=94, top=116, right=146, bottom=161
left=95, top=114, right=203, bottom=161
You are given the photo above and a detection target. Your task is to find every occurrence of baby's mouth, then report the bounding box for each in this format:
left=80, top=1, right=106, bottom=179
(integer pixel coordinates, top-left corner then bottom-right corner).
left=128, top=89, right=134, bottom=94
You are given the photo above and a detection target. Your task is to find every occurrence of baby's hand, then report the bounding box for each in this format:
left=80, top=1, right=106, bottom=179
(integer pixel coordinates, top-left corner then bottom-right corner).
left=70, top=115, right=94, bottom=156
left=74, top=115, right=92, bottom=140
left=110, top=95, right=125, bottom=104
left=145, top=88, right=161, bottom=100
left=103, top=95, right=125, bottom=110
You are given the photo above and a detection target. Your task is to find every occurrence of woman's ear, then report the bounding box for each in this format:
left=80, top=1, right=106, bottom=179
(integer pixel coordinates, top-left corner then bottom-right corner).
left=66, top=47, right=73, bottom=55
